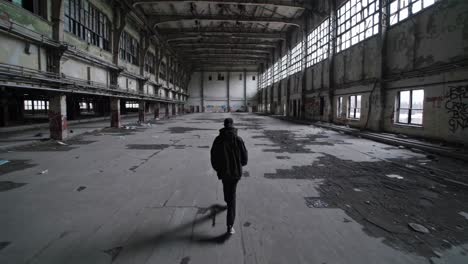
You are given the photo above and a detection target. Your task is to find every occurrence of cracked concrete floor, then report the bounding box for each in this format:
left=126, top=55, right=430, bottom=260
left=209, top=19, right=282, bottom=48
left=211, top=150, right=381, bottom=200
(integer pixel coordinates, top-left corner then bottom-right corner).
left=0, top=113, right=467, bottom=264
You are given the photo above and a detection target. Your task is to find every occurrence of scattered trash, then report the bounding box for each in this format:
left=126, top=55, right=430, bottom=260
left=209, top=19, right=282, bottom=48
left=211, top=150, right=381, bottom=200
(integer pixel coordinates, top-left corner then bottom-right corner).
left=56, top=141, right=68, bottom=146
left=243, top=222, right=251, bottom=227
left=398, top=145, right=405, bottom=149
left=408, top=223, right=430, bottom=233
left=459, top=211, right=468, bottom=220
left=0, top=160, right=9, bottom=166
left=305, top=197, right=329, bottom=208
left=39, top=169, right=48, bottom=175
left=76, top=186, right=86, bottom=192
left=353, top=188, right=362, bottom=192
left=417, top=159, right=431, bottom=163
left=433, top=250, right=443, bottom=258
left=386, top=174, right=404, bottom=180
left=405, top=164, right=415, bottom=169
left=365, top=200, right=371, bottom=205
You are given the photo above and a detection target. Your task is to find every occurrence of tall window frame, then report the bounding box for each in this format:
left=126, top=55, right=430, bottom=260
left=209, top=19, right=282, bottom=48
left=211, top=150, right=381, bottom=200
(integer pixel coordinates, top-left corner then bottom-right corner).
left=337, top=0, right=380, bottom=53
left=64, top=0, right=111, bottom=51
left=395, top=89, right=424, bottom=125
left=145, top=52, right=155, bottom=73
left=348, top=95, right=362, bottom=119
left=289, top=42, right=303, bottom=75
left=119, top=31, right=139, bottom=65
left=306, top=18, right=330, bottom=68
left=389, top=0, right=437, bottom=26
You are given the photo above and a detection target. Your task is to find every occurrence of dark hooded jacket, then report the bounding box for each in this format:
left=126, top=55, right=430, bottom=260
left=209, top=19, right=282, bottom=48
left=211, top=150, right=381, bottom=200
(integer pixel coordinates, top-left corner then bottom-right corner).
left=210, top=127, right=248, bottom=180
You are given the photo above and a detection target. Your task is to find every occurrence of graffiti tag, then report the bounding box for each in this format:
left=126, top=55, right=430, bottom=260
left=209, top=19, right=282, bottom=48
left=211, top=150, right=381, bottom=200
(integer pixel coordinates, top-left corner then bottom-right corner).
left=445, top=85, right=468, bottom=132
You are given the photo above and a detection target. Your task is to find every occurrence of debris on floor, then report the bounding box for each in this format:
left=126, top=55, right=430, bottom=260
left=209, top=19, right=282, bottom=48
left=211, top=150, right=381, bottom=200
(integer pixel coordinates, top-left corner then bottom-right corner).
left=0, top=160, right=9, bottom=166
left=39, top=169, right=48, bottom=175
left=408, top=223, right=430, bottom=234
left=76, top=186, right=86, bottom=192
left=386, top=174, right=404, bottom=180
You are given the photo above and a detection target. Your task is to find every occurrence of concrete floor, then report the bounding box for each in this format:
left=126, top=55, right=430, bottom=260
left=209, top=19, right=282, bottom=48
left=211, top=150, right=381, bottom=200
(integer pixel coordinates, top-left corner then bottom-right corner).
left=0, top=113, right=467, bottom=264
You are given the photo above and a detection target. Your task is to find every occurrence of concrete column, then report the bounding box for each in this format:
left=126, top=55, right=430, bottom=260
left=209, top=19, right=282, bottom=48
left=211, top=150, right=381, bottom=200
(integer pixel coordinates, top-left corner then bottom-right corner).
left=154, top=102, right=160, bottom=119
left=1, top=98, right=9, bottom=127
left=49, top=95, right=68, bottom=140
left=227, top=72, right=230, bottom=112
left=243, top=70, right=247, bottom=110
left=201, top=71, right=205, bottom=112
left=138, top=101, right=146, bottom=123
left=110, top=98, right=121, bottom=128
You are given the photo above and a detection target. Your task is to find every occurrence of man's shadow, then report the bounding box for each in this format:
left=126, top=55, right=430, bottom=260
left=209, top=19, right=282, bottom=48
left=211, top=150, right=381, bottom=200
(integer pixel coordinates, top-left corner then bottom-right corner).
left=116, top=203, right=231, bottom=257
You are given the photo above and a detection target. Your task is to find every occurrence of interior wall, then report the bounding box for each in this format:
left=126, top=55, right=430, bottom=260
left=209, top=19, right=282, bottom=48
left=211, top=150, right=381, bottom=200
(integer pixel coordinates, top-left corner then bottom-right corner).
left=187, top=71, right=258, bottom=112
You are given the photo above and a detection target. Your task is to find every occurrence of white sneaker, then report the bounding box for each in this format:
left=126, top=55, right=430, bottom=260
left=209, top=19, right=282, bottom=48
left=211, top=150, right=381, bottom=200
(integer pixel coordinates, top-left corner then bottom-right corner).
left=228, top=226, right=235, bottom=235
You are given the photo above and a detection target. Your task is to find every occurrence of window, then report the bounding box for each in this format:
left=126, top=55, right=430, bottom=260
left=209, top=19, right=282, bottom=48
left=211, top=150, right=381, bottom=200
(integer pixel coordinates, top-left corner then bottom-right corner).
left=279, top=54, right=289, bottom=80
left=64, top=0, right=111, bottom=51
left=252, top=75, right=256, bottom=81
left=239, top=74, right=242, bottom=81
left=390, top=0, right=436, bottom=26
left=145, top=52, right=155, bottom=73
left=34, top=100, right=47, bottom=110
left=289, top=41, right=303, bottom=75
left=119, top=31, right=139, bottom=65
left=8, top=0, right=46, bottom=18
left=79, top=102, right=87, bottom=109
left=273, top=61, right=280, bottom=83
left=306, top=18, right=330, bottom=67
left=348, top=95, right=362, bottom=119
left=160, top=62, right=167, bottom=79
left=337, top=97, right=343, bottom=117
left=396, top=89, right=424, bottom=125
left=24, top=100, right=33, bottom=110
left=217, top=74, right=224, bottom=81
left=337, top=0, right=380, bottom=52
left=208, top=75, right=212, bottom=81
left=125, top=102, right=139, bottom=109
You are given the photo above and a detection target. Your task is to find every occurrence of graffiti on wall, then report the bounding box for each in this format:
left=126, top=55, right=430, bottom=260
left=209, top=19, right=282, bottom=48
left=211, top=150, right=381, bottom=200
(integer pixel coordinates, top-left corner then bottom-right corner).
left=445, top=85, right=468, bottom=132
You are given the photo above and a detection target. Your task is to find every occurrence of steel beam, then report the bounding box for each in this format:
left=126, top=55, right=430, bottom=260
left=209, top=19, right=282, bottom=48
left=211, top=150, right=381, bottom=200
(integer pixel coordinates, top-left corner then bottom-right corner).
left=133, top=0, right=305, bottom=9
left=151, top=15, right=299, bottom=27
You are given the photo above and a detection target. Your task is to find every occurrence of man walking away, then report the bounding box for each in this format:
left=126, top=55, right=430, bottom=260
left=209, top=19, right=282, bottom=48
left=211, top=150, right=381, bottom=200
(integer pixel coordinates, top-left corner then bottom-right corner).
left=211, top=118, right=248, bottom=235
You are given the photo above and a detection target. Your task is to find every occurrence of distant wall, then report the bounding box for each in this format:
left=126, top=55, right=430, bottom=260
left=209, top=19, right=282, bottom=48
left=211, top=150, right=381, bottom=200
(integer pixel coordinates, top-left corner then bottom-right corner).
left=187, top=71, right=258, bottom=112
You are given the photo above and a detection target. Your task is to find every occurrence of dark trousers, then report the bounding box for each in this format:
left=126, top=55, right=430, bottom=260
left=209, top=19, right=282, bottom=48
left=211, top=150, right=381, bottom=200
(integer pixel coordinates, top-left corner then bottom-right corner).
left=222, top=179, right=239, bottom=227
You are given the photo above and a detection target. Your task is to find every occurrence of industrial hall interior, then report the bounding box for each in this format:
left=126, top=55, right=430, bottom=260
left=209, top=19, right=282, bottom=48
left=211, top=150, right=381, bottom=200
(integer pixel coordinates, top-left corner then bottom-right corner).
left=1, top=0, right=468, bottom=263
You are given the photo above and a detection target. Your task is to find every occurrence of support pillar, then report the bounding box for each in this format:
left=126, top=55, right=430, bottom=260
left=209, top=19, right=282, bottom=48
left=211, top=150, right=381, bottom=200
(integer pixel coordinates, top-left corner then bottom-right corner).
left=154, top=102, right=160, bottom=119
left=138, top=101, right=146, bottom=123
left=201, top=71, right=205, bottom=112
left=110, top=98, right=121, bottom=128
left=227, top=72, right=230, bottom=112
left=1, top=98, right=9, bottom=127
left=243, top=69, right=247, bottom=111
left=49, top=95, right=68, bottom=140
